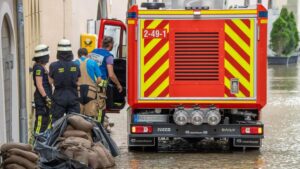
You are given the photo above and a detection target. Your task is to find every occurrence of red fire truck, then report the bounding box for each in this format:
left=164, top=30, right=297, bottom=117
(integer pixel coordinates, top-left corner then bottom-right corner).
left=98, top=1, right=268, bottom=151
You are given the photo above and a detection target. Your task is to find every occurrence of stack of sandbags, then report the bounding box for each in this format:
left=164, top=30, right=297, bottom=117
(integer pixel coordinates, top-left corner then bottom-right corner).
left=58, top=115, right=115, bottom=169
left=0, top=143, right=39, bottom=169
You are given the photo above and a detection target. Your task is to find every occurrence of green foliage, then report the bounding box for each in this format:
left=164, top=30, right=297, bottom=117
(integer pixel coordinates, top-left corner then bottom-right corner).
left=270, top=8, right=299, bottom=57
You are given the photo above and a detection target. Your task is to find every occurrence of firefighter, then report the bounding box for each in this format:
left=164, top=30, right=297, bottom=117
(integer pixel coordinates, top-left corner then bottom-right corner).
left=90, top=36, right=123, bottom=123
left=49, top=39, right=81, bottom=123
left=32, top=44, right=52, bottom=134
left=75, top=48, right=102, bottom=118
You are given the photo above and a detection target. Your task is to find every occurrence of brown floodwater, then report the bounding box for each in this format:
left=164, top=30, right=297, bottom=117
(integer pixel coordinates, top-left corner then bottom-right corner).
left=108, top=64, right=300, bottom=169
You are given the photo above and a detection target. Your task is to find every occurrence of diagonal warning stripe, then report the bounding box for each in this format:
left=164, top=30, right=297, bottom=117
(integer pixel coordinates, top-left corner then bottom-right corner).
left=144, top=42, right=169, bottom=72
left=225, top=24, right=251, bottom=57
left=225, top=51, right=250, bottom=81
left=141, top=19, right=170, bottom=98
left=226, top=20, right=250, bottom=46
left=144, top=39, right=169, bottom=64
left=225, top=35, right=250, bottom=64
left=144, top=50, right=169, bottom=81
left=224, top=19, right=254, bottom=98
left=225, top=41, right=250, bottom=71
left=225, top=71, right=250, bottom=97
left=145, top=70, right=169, bottom=97
left=158, top=85, right=169, bottom=97
left=149, top=77, right=169, bottom=98
left=225, top=60, right=250, bottom=90
left=232, top=19, right=251, bottom=38
left=144, top=59, right=169, bottom=92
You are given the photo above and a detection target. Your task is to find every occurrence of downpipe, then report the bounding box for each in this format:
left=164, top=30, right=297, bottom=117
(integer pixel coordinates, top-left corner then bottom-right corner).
left=17, top=0, right=28, bottom=143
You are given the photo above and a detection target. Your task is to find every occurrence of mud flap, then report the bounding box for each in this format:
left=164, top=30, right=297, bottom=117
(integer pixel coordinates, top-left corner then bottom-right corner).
left=129, top=137, right=156, bottom=147
left=233, top=138, right=261, bottom=148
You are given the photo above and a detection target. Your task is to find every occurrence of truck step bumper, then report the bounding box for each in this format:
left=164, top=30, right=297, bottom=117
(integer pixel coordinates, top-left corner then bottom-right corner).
left=129, top=123, right=264, bottom=138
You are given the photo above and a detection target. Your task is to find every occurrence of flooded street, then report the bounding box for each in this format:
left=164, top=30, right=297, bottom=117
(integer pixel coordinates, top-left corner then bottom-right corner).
left=108, top=64, right=300, bottom=169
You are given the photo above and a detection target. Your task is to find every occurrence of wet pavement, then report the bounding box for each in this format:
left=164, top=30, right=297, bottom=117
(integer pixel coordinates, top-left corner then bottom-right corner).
left=108, top=64, right=300, bottom=169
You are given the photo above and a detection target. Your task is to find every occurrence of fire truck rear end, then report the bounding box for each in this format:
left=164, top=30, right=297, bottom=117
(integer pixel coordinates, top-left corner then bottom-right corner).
left=127, top=1, right=267, bottom=151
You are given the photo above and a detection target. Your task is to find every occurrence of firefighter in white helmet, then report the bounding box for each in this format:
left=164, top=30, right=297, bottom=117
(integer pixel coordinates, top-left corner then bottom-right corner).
left=32, top=44, right=52, bottom=134
left=49, top=39, right=81, bottom=123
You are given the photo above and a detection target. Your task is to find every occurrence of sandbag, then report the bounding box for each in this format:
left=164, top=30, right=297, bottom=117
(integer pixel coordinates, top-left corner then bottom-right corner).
left=96, top=143, right=115, bottom=165
left=92, top=144, right=115, bottom=168
left=3, top=155, right=38, bottom=169
left=63, top=130, right=89, bottom=140
left=1, top=143, right=32, bottom=153
left=62, top=146, right=79, bottom=159
left=88, top=150, right=104, bottom=169
left=7, top=148, right=39, bottom=162
left=66, top=125, right=75, bottom=131
left=5, top=164, right=26, bottom=169
left=73, top=148, right=89, bottom=166
left=68, top=116, right=93, bottom=132
left=87, top=132, right=93, bottom=142
left=63, top=137, right=92, bottom=149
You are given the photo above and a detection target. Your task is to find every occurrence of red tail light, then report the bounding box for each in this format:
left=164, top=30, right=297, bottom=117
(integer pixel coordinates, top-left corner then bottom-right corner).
left=241, top=127, right=263, bottom=135
left=131, top=126, right=153, bottom=134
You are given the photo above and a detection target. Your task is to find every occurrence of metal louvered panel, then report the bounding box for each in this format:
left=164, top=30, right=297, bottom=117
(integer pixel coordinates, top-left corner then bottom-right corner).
left=174, top=32, right=219, bottom=81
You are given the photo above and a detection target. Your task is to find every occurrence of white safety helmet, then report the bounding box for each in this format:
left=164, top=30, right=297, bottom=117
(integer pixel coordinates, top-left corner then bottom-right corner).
left=57, top=39, right=72, bottom=52
left=33, top=44, right=50, bottom=59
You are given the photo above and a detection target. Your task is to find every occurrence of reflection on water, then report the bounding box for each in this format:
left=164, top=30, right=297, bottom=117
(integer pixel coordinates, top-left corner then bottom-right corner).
left=268, top=64, right=300, bottom=92
left=112, top=64, right=300, bottom=169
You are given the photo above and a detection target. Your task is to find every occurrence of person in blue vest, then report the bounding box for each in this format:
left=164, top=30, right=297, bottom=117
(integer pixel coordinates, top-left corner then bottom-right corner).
left=90, top=36, right=123, bottom=123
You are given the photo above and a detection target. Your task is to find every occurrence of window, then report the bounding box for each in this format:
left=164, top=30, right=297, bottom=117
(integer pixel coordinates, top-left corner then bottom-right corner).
left=104, top=25, right=121, bottom=58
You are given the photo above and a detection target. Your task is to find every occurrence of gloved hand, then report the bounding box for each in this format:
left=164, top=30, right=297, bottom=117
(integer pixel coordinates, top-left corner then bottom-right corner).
left=98, top=80, right=108, bottom=88
left=44, top=96, right=52, bottom=108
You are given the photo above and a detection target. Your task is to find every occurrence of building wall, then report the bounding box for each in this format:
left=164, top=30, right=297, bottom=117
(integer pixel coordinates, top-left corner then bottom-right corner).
left=23, top=0, right=42, bottom=141
left=39, top=0, right=98, bottom=63
left=0, top=0, right=19, bottom=143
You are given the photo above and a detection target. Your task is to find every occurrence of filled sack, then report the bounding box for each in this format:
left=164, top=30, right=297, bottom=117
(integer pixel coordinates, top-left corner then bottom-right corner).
left=3, top=155, right=38, bottom=169
left=68, top=116, right=93, bottom=132
left=1, top=143, right=32, bottom=153
left=63, top=130, right=90, bottom=140
left=7, top=148, right=39, bottom=162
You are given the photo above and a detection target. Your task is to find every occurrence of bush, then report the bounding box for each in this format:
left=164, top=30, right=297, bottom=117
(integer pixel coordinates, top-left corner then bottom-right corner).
left=270, top=8, right=299, bottom=57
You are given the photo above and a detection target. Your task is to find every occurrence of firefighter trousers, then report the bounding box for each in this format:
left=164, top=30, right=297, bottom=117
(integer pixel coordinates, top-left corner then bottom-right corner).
left=51, top=89, right=80, bottom=124
left=34, top=91, right=51, bottom=134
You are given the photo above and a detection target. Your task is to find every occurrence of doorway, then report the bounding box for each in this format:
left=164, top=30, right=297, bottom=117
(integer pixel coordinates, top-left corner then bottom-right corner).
left=1, top=16, right=13, bottom=142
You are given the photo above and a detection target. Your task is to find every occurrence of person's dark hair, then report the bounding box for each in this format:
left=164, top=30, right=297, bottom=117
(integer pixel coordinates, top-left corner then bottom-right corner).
left=34, top=55, right=50, bottom=64
left=102, top=36, right=114, bottom=49
left=78, top=48, right=88, bottom=57
left=57, top=51, right=74, bottom=61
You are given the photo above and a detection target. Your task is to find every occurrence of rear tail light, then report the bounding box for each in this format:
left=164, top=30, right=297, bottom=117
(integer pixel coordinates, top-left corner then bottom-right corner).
left=241, top=127, right=263, bottom=135
left=131, top=126, right=153, bottom=134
